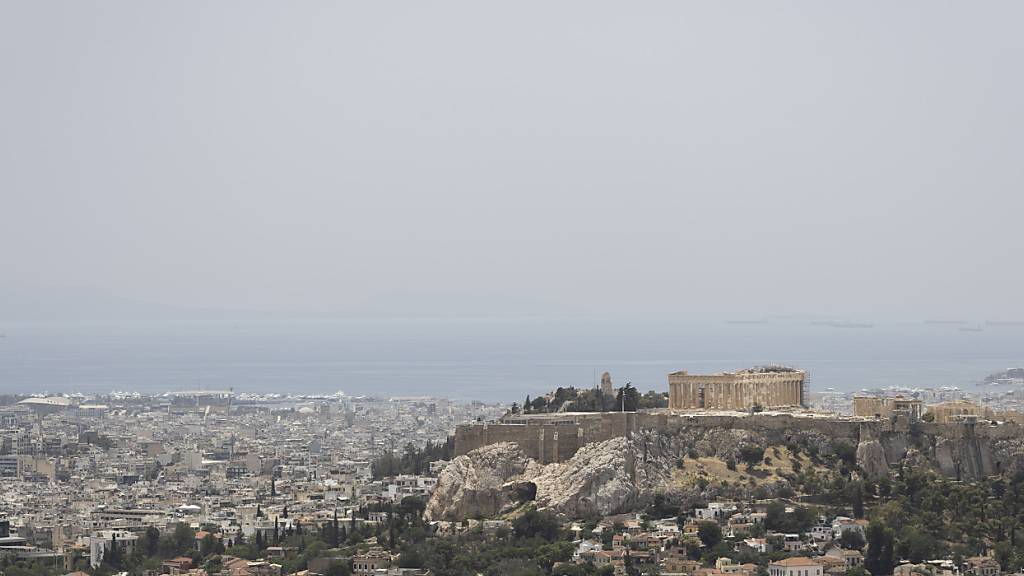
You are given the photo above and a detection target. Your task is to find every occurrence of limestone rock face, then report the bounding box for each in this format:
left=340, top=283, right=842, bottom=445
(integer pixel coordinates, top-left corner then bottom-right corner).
left=992, top=437, right=1024, bottom=475
left=431, top=418, right=1024, bottom=521
left=426, top=437, right=654, bottom=520
left=427, top=429, right=800, bottom=520
left=901, top=446, right=933, bottom=471
left=856, top=438, right=889, bottom=479
left=532, top=437, right=639, bottom=517
left=426, top=428, right=832, bottom=520
left=428, top=424, right=1024, bottom=520
left=933, top=435, right=993, bottom=480
left=425, top=442, right=532, bottom=521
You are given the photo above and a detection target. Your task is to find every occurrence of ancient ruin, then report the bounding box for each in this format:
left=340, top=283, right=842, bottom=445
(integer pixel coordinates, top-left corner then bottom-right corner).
left=668, top=366, right=806, bottom=411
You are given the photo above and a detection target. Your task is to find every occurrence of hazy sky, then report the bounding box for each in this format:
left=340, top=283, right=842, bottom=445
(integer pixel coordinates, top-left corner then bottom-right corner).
left=2, top=2, right=1022, bottom=322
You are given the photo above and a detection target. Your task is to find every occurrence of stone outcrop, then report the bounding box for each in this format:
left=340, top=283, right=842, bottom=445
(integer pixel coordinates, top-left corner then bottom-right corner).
left=855, top=437, right=889, bottom=479
left=531, top=437, right=639, bottom=517
left=458, top=410, right=1024, bottom=482
left=431, top=419, right=1024, bottom=520
left=426, top=438, right=643, bottom=520
left=427, top=427, right=828, bottom=520
left=425, top=442, right=535, bottom=521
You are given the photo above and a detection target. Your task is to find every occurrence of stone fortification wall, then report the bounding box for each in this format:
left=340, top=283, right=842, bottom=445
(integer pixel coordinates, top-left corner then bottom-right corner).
left=917, top=421, right=1023, bottom=440
left=643, top=411, right=864, bottom=441
left=455, top=412, right=640, bottom=463
left=455, top=411, right=863, bottom=462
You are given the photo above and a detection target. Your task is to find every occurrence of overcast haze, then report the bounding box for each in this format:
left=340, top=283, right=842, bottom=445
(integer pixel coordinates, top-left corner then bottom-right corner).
left=2, top=2, right=1023, bottom=323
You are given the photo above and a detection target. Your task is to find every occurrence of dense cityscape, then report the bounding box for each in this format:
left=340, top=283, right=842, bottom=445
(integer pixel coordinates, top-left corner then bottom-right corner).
left=2, top=366, right=1024, bottom=576
left=4, top=1, right=1022, bottom=576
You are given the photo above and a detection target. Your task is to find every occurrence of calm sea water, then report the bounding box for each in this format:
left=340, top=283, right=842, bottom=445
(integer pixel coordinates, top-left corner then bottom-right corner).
left=0, top=319, right=1020, bottom=401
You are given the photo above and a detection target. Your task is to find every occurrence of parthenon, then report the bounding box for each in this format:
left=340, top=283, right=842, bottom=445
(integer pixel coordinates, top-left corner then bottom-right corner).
left=668, top=366, right=806, bottom=411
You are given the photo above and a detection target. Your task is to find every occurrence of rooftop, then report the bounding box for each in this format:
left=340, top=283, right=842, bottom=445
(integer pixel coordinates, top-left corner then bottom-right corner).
left=772, top=557, right=821, bottom=567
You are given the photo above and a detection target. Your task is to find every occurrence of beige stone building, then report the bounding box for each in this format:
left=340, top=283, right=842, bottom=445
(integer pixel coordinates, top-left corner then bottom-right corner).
left=769, top=556, right=823, bottom=576
left=668, top=366, right=806, bottom=411
left=927, top=400, right=994, bottom=423
left=853, top=395, right=924, bottom=420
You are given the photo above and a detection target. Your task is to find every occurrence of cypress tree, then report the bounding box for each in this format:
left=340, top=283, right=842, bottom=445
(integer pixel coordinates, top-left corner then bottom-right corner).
left=332, top=509, right=340, bottom=547
left=107, top=532, right=121, bottom=569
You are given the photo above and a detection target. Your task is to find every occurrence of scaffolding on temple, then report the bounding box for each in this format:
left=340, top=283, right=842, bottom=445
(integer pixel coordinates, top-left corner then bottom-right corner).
left=801, top=372, right=811, bottom=408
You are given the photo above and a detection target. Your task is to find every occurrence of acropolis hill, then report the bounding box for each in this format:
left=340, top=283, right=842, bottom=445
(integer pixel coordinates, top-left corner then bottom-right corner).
left=452, top=367, right=1024, bottom=480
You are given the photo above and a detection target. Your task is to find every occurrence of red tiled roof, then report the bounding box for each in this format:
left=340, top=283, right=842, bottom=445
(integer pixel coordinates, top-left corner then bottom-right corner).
left=773, top=557, right=821, bottom=567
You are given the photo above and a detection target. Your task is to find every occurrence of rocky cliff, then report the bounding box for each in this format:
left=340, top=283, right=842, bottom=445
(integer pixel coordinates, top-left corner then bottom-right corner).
left=425, top=442, right=540, bottom=520
left=428, top=421, right=1024, bottom=520
left=428, top=427, right=838, bottom=520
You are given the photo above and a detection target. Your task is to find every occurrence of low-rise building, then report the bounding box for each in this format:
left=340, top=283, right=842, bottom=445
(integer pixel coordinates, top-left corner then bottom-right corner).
left=769, top=557, right=823, bottom=576
left=87, top=529, right=137, bottom=568
left=962, top=556, right=1000, bottom=576
left=353, top=546, right=390, bottom=575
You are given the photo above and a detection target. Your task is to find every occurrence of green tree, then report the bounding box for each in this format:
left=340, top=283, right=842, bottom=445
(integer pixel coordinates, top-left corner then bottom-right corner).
left=140, top=526, right=160, bottom=557
left=205, top=556, right=224, bottom=573
left=897, top=525, right=941, bottom=564
left=637, top=391, right=670, bottom=409
left=834, top=442, right=858, bottom=469
left=865, top=520, right=895, bottom=576
left=840, top=530, right=866, bottom=550
left=839, top=528, right=864, bottom=549
left=531, top=396, right=549, bottom=413
left=614, top=384, right=640, bottom=412
left=849, top=480, right=865, bottom=518
left=200, top=532, right=217, bottom=557
left=485, top=558, right=544, bottom=576
left=106, top=532, right=122, bottom=569
left=513, top=509, right=561, bottom=541
left=738, top=445, right=766, bottom=468
left=697, top=521, right=722, bottom=549
left=399, top=496, right=426, bottom=520
left=536, top=541, right=575, bottom=571
left=332, top=509, right=341, bottom=547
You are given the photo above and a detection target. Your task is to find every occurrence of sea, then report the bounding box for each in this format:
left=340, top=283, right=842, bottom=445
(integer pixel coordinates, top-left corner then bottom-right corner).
left=0, top=318, right=1021, bottom=402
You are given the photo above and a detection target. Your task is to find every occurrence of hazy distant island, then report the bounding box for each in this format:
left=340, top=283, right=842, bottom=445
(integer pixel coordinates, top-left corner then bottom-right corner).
left=809, top=320, right=875, bottom=329
left=981, top=367, right=1024, bottom=386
